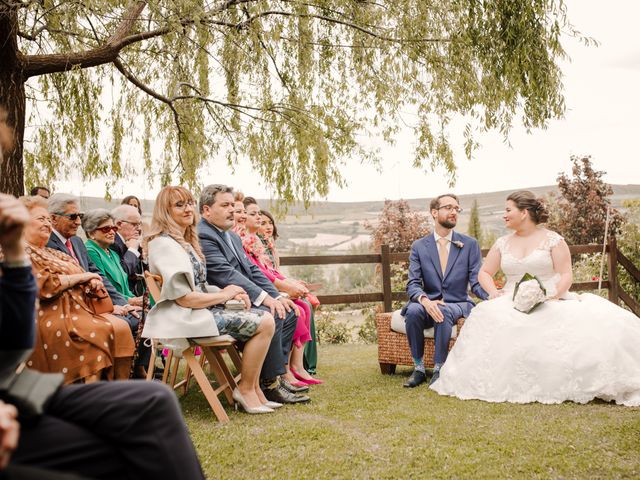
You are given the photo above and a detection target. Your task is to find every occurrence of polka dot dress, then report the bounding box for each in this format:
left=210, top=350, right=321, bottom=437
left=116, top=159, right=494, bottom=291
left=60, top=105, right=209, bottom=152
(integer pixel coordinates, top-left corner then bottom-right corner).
left=26, top=245, right=131, bottom=383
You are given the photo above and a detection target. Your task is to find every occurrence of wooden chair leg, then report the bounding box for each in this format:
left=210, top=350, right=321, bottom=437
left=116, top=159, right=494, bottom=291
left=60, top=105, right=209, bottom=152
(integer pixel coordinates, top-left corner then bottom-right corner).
left=183, top=349, right=229, bottom=424
left=168, top=355, right=181, bottom=390
left=212, top=348, right=238, bottom=391
left=162, top=350, right=173, bottom=384
left=201, top=347, right=234, bottom=406
left=227, top=346, right=243, bottom=383
left=379, top=363, right=396, bottom=375
left=146, top=346, right=157, bottom=381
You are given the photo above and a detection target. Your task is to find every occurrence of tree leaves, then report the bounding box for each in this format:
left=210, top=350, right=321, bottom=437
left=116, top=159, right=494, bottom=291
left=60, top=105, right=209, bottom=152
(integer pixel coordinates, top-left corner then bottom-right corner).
left=10, top=0, right=576, bottom=203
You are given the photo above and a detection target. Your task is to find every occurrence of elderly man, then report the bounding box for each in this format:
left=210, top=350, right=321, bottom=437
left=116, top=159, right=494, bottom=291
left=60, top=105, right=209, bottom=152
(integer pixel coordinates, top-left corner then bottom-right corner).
left=111, top=204, right=146, bottom=296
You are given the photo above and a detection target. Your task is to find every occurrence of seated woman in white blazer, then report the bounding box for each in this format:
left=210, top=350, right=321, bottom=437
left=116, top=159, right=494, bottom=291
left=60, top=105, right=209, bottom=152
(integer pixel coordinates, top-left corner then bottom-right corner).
left=142, top=186, right=277, bottom=414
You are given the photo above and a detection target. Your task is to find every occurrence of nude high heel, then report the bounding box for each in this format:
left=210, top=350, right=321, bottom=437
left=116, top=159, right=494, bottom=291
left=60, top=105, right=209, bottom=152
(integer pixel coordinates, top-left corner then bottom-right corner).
left=232, top=388, right=274, bottom=414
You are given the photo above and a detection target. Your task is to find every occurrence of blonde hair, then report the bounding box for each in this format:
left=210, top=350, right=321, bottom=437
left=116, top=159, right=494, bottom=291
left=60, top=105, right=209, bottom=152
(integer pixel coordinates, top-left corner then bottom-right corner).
left=19, top=195, right=48, bottom=211
left=144, top=186, right=204, bottom=260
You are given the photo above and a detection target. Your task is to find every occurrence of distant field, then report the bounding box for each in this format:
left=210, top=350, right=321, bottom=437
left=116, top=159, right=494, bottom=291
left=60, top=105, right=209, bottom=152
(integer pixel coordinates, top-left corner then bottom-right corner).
left=72, top=184, right=640, bottom=255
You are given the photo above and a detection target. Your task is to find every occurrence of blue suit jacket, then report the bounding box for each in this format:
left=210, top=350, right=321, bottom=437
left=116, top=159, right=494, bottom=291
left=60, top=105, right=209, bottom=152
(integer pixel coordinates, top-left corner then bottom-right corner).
left=197, top=219, right=279, bottom=303
left=403, top=231, right=488, bottom=318
left=46, top=233, right=127, bottom=306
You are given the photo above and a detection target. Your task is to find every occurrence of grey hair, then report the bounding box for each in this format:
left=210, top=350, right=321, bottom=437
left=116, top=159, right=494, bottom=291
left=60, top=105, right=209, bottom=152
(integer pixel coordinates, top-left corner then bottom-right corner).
left=48, top=193, right=78, bottom=215
left=199, top=184, right=234, bottom=213
left=111, top=204, right=139, bottom=222
left=82, top=208, right=113, bottom=234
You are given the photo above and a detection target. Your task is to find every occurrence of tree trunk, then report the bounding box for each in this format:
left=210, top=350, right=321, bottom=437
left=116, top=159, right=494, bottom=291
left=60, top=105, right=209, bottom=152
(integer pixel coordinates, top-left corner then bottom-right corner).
left=0, top=5, right=26, bottom=197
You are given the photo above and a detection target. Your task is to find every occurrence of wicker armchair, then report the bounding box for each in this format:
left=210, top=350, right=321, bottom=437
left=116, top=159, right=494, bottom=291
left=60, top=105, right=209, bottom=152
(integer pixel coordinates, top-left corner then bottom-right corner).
left=375, top=311, right=465, bottom=374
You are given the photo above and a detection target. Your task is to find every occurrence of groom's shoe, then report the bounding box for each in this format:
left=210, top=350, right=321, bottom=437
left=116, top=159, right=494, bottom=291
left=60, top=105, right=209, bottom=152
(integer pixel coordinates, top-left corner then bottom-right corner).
left=403, top=370, right=427, bottom=388
left=429, top=369, right=441, bottom=386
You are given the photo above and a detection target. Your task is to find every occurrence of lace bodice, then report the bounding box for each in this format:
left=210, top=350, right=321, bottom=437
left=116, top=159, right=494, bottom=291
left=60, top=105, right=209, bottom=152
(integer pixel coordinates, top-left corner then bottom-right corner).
left=496, top=230, right=564, bottom=297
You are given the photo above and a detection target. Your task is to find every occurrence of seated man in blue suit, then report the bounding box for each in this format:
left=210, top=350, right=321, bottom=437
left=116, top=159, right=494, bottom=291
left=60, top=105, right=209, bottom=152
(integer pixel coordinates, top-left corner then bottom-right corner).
left=197, top=184, right=309, bottom=405
left=45, top=193, right=148, bottom=377
left=401, top=193, right=488, bottom=387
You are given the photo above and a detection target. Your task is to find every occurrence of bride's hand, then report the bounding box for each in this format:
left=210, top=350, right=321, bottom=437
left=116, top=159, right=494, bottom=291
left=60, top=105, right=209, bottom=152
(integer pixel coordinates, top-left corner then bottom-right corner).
left=489, top=290, right=505, bottom=300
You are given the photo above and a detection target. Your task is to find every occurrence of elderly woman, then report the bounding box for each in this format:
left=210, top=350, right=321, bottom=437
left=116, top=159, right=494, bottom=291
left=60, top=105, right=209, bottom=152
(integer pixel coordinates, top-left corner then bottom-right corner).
left=82, top=209, right=142, bottom=307
left=18, top=196, right=134, bottom=383
left=142, top=186, right=277, bottom=414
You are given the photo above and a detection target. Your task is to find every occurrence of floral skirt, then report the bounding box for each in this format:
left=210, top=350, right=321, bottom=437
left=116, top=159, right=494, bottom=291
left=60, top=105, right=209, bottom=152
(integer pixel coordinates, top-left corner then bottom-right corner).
left=212, top=309, right=263, bottom=342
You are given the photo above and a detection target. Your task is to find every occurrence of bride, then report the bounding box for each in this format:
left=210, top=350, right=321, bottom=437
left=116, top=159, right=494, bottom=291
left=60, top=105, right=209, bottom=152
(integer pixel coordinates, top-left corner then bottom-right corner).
left=431, top=190, right=640, bottom=406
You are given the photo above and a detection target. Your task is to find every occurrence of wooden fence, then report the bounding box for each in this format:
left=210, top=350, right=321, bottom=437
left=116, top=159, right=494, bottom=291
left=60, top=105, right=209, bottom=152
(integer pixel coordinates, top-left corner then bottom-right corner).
left=280, top=238, right=640, bottom=316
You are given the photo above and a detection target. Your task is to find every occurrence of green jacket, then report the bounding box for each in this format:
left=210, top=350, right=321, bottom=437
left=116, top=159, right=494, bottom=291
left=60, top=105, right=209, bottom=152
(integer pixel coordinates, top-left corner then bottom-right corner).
left=85, top=239, right=134, bottom=299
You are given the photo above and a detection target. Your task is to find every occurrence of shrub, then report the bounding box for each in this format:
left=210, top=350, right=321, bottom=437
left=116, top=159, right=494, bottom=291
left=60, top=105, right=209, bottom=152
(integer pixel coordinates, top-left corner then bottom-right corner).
left=316, top=311, right=352, bottom=344
left=357, top=308, right=378, bottom=344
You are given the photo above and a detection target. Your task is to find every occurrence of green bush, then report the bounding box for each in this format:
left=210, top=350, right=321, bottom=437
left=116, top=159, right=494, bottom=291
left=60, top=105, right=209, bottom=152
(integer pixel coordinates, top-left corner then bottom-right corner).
left=316, top=312, right=352, bottom=344
left=357, top=308, right=378, bottom=344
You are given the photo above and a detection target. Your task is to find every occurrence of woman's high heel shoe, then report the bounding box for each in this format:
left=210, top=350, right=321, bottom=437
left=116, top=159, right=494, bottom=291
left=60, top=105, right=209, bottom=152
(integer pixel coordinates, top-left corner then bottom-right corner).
left=264, top=401, right=283, bottom=409
left=290, top=367, right=324, bottom=385
left=233, top=388, right=274, bottom=414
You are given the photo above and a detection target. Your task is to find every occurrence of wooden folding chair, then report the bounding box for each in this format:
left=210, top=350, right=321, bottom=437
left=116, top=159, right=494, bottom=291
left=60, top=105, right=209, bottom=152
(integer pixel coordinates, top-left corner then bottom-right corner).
left=143, top=271, right=241, bottom=424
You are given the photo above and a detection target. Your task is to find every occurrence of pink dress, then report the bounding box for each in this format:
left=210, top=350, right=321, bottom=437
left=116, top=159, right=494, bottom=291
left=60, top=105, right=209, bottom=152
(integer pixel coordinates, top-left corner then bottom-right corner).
left=241, top=233, right=311, bottom=347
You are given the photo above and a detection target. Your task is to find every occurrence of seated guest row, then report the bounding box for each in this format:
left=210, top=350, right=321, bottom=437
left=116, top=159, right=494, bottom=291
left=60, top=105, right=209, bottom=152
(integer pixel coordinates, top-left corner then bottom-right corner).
left=20, top=186, right=323, bottom=412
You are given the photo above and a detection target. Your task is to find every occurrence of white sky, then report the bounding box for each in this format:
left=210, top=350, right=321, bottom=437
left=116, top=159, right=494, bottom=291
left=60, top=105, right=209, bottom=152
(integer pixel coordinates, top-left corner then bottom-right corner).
left=57, top=0, right=640, bottom=202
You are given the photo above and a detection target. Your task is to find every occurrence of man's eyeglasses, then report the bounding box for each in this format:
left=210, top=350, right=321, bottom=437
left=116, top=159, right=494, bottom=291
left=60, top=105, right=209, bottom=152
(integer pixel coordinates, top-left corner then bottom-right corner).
left=437, top=205, right=463, bottom=213
left=94, top=225, right=119, bottom=234
left=174, top=200, right=195, bottom=210
left=57, top=213, right=85, bottom=221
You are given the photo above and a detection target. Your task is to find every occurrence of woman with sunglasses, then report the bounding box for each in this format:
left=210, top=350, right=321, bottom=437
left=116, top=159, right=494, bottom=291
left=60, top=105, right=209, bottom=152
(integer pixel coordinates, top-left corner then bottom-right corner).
left=82, top=209, right=142, bottom=307
left=18, top=197, right=134, bottom=384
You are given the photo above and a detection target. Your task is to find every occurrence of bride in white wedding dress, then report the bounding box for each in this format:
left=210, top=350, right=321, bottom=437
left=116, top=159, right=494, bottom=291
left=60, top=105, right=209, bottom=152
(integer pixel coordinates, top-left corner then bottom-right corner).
left=431, top=191, right=640, bottom=406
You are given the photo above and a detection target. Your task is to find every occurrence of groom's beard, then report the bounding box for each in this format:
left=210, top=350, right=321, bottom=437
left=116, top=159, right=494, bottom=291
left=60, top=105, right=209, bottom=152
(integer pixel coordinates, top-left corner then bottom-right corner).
left=439, top=218, right=456, bottom=229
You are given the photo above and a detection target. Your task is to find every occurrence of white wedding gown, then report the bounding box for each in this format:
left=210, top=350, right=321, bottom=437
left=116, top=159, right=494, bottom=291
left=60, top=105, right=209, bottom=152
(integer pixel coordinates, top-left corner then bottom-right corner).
left=431, top=230, right=640, bottom=406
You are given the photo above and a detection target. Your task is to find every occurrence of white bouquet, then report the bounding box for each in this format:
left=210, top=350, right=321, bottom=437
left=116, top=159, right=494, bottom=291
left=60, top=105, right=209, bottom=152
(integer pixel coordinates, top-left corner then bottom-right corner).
left=512, top=273, right=547, bottom=314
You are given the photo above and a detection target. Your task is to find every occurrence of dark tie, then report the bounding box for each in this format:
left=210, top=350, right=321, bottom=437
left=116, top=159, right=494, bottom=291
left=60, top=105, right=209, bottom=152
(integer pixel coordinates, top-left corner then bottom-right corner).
left=223, top=231, right=240, bottom=261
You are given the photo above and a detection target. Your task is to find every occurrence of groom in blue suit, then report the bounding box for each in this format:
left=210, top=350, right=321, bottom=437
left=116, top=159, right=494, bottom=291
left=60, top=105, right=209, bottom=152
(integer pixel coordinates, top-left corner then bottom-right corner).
left=401, top=194, right=488, bottom=387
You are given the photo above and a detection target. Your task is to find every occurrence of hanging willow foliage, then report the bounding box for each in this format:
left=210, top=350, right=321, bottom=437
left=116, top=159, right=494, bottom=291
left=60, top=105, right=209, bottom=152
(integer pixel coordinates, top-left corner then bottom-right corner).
left=0, top=0, right=589, bottom=203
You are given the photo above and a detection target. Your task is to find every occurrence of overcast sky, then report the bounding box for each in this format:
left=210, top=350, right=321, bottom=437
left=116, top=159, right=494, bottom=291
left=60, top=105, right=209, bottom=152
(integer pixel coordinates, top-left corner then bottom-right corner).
left=58, top=0, right=640, bottom=202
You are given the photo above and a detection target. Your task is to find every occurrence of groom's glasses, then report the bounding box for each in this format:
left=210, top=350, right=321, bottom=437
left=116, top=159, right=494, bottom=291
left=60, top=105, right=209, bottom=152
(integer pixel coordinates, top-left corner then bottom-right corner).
left=437, top=205, right=463, bottom=213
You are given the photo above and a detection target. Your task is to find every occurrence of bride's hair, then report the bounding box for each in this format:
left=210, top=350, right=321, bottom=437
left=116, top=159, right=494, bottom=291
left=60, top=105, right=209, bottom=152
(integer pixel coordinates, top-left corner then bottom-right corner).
left=506, top=190, right=549, bottom=224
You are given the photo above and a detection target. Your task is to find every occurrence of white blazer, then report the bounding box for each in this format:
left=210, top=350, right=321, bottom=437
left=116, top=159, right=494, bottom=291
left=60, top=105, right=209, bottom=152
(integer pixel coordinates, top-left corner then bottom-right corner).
left=141, top=236, right=219, bottom=351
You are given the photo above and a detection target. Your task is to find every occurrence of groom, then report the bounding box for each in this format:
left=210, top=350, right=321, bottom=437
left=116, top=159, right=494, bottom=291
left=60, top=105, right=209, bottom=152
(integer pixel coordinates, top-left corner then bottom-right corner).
left=401, top=193, right=488, bottom=387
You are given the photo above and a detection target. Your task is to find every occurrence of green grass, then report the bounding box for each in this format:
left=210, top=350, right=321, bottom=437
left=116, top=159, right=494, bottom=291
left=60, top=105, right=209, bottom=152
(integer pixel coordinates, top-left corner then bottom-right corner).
left=181, top=344, right=640, bottom=479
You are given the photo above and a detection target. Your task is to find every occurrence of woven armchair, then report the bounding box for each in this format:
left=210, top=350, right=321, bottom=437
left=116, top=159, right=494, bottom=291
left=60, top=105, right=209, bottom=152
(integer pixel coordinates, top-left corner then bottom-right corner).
left=375, top=312, right=465, bottom=374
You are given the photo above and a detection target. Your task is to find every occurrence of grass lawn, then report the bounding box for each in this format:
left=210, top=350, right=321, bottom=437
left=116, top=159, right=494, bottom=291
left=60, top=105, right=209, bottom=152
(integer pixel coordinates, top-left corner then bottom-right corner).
left=181, top=344, right=640, bottom=479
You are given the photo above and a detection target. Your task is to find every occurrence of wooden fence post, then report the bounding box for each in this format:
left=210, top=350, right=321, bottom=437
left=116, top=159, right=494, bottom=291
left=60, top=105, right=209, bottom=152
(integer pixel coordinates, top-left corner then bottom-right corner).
left=381, top=244, right=392, bottom=312
left=607, top=236, right=619, bottom=304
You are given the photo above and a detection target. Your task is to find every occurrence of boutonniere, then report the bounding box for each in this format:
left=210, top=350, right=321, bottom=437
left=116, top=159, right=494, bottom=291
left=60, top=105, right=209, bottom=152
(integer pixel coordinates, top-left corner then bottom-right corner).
left=446, top=238, right=464, bottom=249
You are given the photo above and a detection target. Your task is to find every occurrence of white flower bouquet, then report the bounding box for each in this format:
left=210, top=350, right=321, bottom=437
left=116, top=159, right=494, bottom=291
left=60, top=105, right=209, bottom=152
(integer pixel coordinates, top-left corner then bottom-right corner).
left=512, top=273, right=547, bottom=314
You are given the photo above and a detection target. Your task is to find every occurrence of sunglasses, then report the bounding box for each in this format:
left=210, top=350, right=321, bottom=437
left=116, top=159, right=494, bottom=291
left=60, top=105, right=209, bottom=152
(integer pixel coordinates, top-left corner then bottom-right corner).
left=58, top=213, right=85, bottom=221
left=94, top=225, right=119, bottom=234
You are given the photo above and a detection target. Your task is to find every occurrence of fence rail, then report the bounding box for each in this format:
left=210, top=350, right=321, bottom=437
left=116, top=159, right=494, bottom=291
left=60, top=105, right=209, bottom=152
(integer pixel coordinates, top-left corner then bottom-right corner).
left=280, top=239, right=640, bottom=315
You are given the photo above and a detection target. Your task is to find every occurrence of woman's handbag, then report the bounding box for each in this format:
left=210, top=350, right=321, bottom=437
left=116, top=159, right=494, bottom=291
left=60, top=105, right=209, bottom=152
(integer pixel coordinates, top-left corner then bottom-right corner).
left=86, top=286, right=114, bottom=314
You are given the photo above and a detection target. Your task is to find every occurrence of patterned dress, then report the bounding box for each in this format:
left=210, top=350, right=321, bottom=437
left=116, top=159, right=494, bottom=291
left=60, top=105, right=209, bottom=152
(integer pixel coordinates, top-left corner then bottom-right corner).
left=25, top=244, right=134, bottom=383
left=187, top=245, right=262, bottom=342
